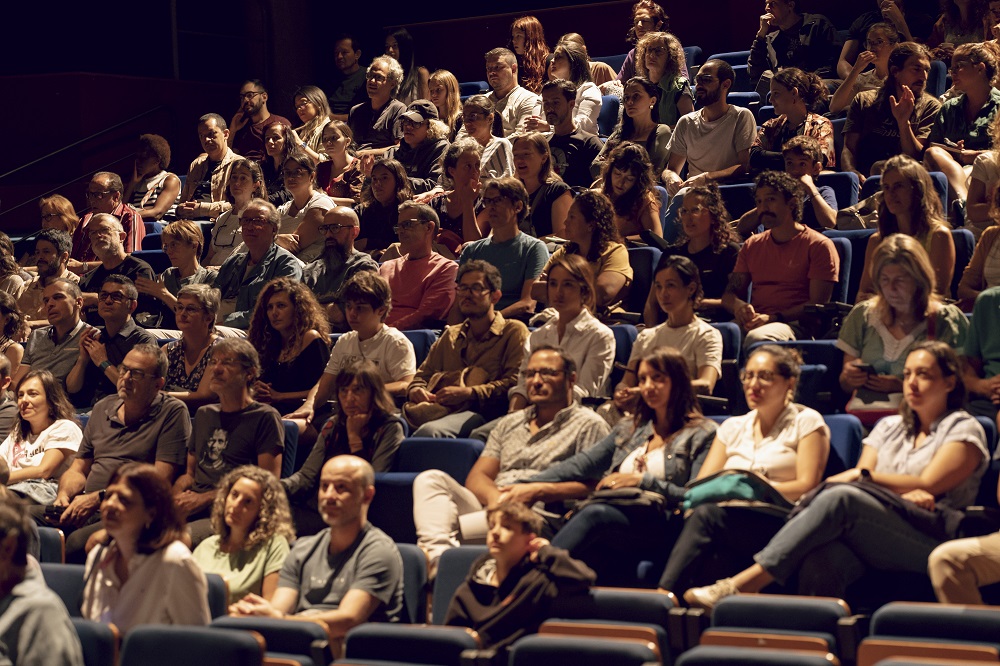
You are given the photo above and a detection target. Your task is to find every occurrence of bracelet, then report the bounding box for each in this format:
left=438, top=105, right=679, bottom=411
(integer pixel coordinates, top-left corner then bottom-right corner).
left=99, top=360, right=111, bottom=371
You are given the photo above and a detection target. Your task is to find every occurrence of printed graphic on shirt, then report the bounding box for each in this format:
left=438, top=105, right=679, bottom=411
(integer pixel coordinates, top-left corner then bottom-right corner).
left=202, top=428, right=227, bottom=469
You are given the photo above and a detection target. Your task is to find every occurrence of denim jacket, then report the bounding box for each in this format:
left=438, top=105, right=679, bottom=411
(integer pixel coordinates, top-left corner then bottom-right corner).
left=527, top=417, right=717, bottom=505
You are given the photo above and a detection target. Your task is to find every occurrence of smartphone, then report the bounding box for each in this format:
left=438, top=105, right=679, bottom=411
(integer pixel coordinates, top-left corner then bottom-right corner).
left=853, top=363, right=876, bottom=374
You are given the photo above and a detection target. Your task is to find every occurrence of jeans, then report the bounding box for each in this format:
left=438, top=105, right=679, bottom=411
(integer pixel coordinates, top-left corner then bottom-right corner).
left=412, top=411, right=486, bottom=438
left=755, top=485, right=942, bottom=597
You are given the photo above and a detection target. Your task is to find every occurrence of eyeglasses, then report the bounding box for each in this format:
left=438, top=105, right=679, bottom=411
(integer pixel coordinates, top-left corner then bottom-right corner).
left=739, top=370, right=779, bottom=385
left=318, top=223, right=353, bottom=233
left=463, top=112, right=486, bottom=122
left=98, top=291, right=131, bottom=304
left=240, top=217, right=271, bottom=228
left=238, top=91, right=263, bottom=101
left=455, top=284, right=489, bottom=295
left=481, top=195, right=507, bottom=207
left=525, top=368, right=564, bottom=379
left=282, top=167, right=310, bottom=179
left=401, top=118, right=426, bottom=129
left=646, top=46, right=667, bottom=57
left=84, top=190, right=113, bottom=200
left=173, top=304, right=204, bottom=316
left=366, top=72, right=388, bottom=83
left=295, top=100, right=313, bottom=110
left=393, top=220, right=427, bottom=233
left=679, top=205, right=707, bottom=216
left=119, top=364, right=155, bottom=380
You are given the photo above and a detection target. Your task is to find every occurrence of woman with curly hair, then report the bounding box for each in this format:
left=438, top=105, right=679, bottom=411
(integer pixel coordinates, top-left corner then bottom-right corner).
left=510, top=15, right=550, bottom=94
left=598, top=142, right=662, bottom=242
left=511, top=133, right=573, bottom=238
left=593, top=77, right=672, bottom=178
left=248, top=277, right=332, bottom=416
left=357, top=157, right=414, bottom=257
left=857, top=154, right=956, bottom=302
left=193, top=465, right=294, bottom=605
left=645, top=182, right=739, bottom=325
left=124, top=133, right=181, bottom=221
left=534, top=190, right=633, bottom=311
left=636, top=32, right=693, bottom=129
left=750, top=68, right=834, bottom=172
left=384, top=28, right=430, bottom=104
left=428, top=70, right=464, bottom=140
left=282, top=360, right=404, bottom=535
left=617, top=0, right=672, bottom=82
left=0, top=369, right=82, bottom=504
left=290, top=85, right=332, bottom=157
left=0, top=292, right=26, bottom=375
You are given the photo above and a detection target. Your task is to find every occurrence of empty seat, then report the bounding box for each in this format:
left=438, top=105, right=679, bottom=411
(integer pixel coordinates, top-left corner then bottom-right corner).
left=211, top=615, right=331, bottom=666
left=41, top=562, right=85, bottom=616
left=510, top=634, right=658, bottom=666
left=597, top=95, right=620, bottom=138
left=677, top=644, right=842, bottom=665
left=119, top=625, right=264, bottom=666
left=341, top=624, right=480, bottom=665
left=857, top=602, right=1000, bottom=666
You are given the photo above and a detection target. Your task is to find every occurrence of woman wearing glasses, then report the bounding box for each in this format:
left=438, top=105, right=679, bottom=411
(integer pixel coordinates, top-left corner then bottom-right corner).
left=164, top=284, right=220, bottom=410
left=135, top=221, right=217, bottom=329
left=274, top=151, right=334, bottom=263
left=386, top=101, right=450, bottom=195
left=657, top=344, right=830, bottom=595
left=635, top=32, right=693, bottom=129
left=830, top=22, right=898, bottom=114
left=750, top=67, right=834, bottom=172
left=205, top=158, right=268, bottom=267
left=290, top=85, right=332, bottom=156
left=316, top=121, right=363, bottom=206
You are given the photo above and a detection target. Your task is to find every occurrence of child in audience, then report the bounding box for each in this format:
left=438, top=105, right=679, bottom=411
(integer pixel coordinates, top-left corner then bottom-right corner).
left=444, top=501, right=595, bottom=657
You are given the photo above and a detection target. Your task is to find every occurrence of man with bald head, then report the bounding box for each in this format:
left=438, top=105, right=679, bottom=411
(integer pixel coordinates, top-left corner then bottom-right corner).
left=230, top=455, right=404, bottom=634
left=303, top=206, right=379, bottom=331
left=71, top=172, right=145, bottom=268
left=77, top=214, right=157, bottom=326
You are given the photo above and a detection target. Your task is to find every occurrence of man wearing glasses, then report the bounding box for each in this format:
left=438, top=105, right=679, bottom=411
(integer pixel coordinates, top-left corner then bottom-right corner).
left=176, top=113, right=239, bottom=221
left=76, top=214, right=157, bottom=327
left=348, top=56, right=407, bottom=150
left=66, top=275, right=156, bottom=408
left=228, top=79, right=290, bottom=162
left=302, top=206, right=378, bottom=331
left=40, top=344, right=191, bottom=562
left=71, top=172, right=145, bottom=267
left=379, top=202, right=456, bottom=330
left=386, top=100, right=448, bottom=194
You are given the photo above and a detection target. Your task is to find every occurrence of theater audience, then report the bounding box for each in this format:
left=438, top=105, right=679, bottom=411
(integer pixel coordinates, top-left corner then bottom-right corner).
left=291, top=85, right=332, bottom=156
left=616, top=0, right=670, bottom=82
left=480, top=48, right=538, bottom=138
left=428, top=70, right=463, bottom=139
left=461, top=95, right=515, bottom=180
left=512, top=133, right=573, bottom=239
left=829, top=22, right=898, bottom=115
left=684, top=341, right=986, bottom=608
left=429, top=139, right=486, bottom=242
left=0, top=293, right=26, bottom=378
left=192, top=465, right=294, bottom=604
left=533, top=42, right=601, bottom=134
left=958, top=184, right=1000, bottom=309
left=594, top=77, right=672, bottom=178
left=510, top=16, right=550, bottom=94
left=386, top=100, right=449, bottom=194
left=636, top=31, right=694, bottom=129
left=356, top=158, right=412, bottom=257
left=385, top=28, right=430, bottom=105
left=856, top=154, right=956, bottom=302
left=15, top=279, right=87, bottom=388
left=543, top=80, right=604, bottom=188
left=229, top=79, right=290, bottom=161
left=836, top=0, right=935, bottom=80
left=598, top=142, right=663, bottom=242
left=317, top=121, right=364, bottom=205
left=750, top=67, right=835, bottom=172
left=124, top=133, right=181, bottom=222
left=19, top=229, right=79, bottom=325
left=77, top=215, right=157, bottom=327
left=136, top=220, right=217, bottom=329
left=283, top=361, right=405, bottom=535
left=261, top=123, right=294, bottom=208
left=747, top=0, right=838, bottom=81
left=82, top=462, right=211, bottom=632
left=163, top=284, right=220, bottom=409
left=328, top=34, right=368, bottom=122
left=965, top=113, right=1000, bottom=236
left=205, top=158, right=266, bottom=267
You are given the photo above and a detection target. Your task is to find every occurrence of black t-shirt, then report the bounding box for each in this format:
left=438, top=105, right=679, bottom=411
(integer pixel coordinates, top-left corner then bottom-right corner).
left=191, top=160, right=218, bottom=202
left=548, top=129, right=604, bottom=188
left=652, top=241, right=739, bottom=323
left=523, top=181, right=571, bottom=238
left=79, top=256, right=157, bottom=327
left=355, top=201, right=398, bottom=253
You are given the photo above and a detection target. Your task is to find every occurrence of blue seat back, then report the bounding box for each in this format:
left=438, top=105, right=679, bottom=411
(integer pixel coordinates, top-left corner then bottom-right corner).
left=131, top=250, right=170, bottom=274
left=757, top=104, right=776, bottom=124
left=597, top=95, right=620, bottom=138
left=41, top=562, right=85, bottom=616
left=143, top=220, right=164, bottom=234
left=727, top=91, right=760, bottom=109
left=816, top=171, right=860, bottom=209
left=141, top=233, right=162, bottom=250
left=458, top=81, right=487, bottom=97
left=72, top=618, right=118, bottom=666
left=824, top=228, right=877, bottom=303
left=656, top=185, right=678, bottom=244
left=625, top=246, right=661, bottom=314
left=824, top=414, right=864, bottom=476
left=211, top=615, right=328, bottom=661
left=711, top=594, right=849, bottom=651
left=38, top=526, right=65, bottom=563
left=871, top=601, right=1000, bottom=643
left=832, top=117, right=847, bottom=163
left=610, top=324, right=639, bottom=388
left=706, top=51, right=753, bottom=91
left=677, top=645, right=840, bottom=665
left=392, top=437, right=484, bottom=480
left=397, top=543, right=428, bottom=624
left=952, top=228, right=975, bottom=299
left=344, top=624, right=479, bottom=663
left=432, top=545, right=487, bottom=625
left=120, top=626, right=263, bottom=666
left=401, top=329, right=438, bottom=369
left=510, top=634, right=658, bottom=666
left=829, top=236, right=852, bottom=304
left=591, top=53, right=628, bottom=73
left=281, top=420, right=298, bottom=478
left=927, top=59, right=948, bottom=97
left=205, top=573, right=228, bottom=619
left=683, top=46, right=703, bottom=70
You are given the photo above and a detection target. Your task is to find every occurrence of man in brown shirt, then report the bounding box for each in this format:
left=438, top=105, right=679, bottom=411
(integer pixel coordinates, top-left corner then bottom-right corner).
left=406, top=260, right=528, bottom=438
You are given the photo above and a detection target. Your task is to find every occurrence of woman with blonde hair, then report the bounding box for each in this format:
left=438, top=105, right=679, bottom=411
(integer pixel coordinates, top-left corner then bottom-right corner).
left=206, top=158, right=268, bottom=266
left=510, top=132, right=573, bottom=238
left=290, top=85, right=332, bottom=156
left=428, top=70, right=463, bottom=139
left=193, top=465, right=294, bottom=605
left=839, top=234, right=968, bottom=425
left=248, top=277, right=331, bottom=416
left=135, top=219, right=217, bottom=328
left=856, top=154, right=956, bottom=301
left=635, top=31, right=693, bottom=128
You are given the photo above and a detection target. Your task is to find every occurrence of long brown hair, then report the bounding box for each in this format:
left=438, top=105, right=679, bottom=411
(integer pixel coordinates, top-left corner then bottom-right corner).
left=634, top=347, right=702, bottom=434
left=104, top=463, right=185, bottom=554
left=900, top=340, right=966, bottom=436
left=247, top=277, right=331, bottom=371
left=12, top=370, right=78, bottom=443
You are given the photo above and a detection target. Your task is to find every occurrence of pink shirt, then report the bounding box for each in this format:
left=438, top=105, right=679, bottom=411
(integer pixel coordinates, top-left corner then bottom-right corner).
left=734, top=226, right=839, bottom=315
left=379, top=252, right=457, bottom=329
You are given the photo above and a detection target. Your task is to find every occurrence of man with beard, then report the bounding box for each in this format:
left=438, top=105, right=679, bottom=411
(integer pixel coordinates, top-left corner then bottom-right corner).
left=176, top=113, right=239, bottom=221
left=228, top=79, right=291, bottom=161
left=77, top=215, right=157, bottom=327
left=379, top=202, right=456, bottom=330
left=543, top=80, right=603, bottom=188
left=71, top=172, right=145, bottom=268
left=479, top=48, right=537, bottom=138
left=302, top=206, right=379, bottom=332
left=348, top=56, right=407, bottom=150
left=14, top=279, right=88, bottom=388
left=662, top=59, right=757, bottom=196
left=18, top=228, right=78, bottom=326
left=842, top=42, right=940, bottom=182
left=230, top=455, right=404, bottom=636
left=723, top=171, right=839, bottom=348
left=407, top=260, right=529, bottom=438
left=412, top=346, right=609, bottom=576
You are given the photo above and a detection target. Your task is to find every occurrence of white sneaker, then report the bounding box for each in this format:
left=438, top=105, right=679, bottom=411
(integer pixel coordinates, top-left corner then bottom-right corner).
left=683, top=577, right=738, bottom=610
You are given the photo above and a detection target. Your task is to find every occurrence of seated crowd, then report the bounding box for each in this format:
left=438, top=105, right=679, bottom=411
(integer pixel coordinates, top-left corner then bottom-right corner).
left=14, top=0, right=1000, bottom=661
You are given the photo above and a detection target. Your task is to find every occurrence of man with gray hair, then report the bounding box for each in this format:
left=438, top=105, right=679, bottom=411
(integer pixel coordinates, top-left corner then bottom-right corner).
left=302, top=206, right=379, bottom=331
left=348, top=55, right=407, bottom=149
left=71, top=171, right=145, bottom=268
left=379, top=202, right=457, bottom=330
left=176, top=113, right=239, bottom=220
left=77, top=214, right=157, bottom=326
left=173, top=338, right=283, bottom=544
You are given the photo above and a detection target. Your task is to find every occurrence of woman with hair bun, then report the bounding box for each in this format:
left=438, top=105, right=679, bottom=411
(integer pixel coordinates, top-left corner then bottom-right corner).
left=750, top=67, right=835, bottom=172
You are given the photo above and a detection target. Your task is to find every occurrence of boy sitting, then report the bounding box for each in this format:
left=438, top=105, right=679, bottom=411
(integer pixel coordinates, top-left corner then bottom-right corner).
left=444, top=501, right=595, bottom=659
left=737, top=135, right=837, bottom=237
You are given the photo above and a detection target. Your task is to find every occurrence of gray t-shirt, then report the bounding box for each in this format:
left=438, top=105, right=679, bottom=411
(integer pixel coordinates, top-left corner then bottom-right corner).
left=278, top=523, right=403, bottom=623
left=0, top=566, right=84, bottom=666
left=190, top=402, right=284, bottom=493
left=77, top=394, right=191, bottom=493
left=21, top=320, right=87, bottom=383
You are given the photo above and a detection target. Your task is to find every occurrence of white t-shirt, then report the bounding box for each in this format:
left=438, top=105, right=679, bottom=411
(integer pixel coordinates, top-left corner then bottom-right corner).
left=628, top=317, right=722, bottom=379
left=717, top=404, right=828, bottom=483
left=325, top=325, right=417, bottom=384
left=666, top=105, right=756, bottom=176
left=0, top=419, right=83, bottom=479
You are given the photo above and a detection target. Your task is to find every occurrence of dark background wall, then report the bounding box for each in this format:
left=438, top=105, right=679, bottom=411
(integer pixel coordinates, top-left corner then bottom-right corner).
left=0, top=0, right=882, bottom=232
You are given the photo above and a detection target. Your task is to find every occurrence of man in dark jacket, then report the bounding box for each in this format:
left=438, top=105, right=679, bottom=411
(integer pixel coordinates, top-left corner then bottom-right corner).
left=747, top=0, right=838, bottom=82
left=387, top=100, right=449, bottom=194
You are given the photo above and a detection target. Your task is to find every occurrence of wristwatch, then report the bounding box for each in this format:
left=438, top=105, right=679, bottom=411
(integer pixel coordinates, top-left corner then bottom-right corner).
left=99, top=360, right=111, bottom=371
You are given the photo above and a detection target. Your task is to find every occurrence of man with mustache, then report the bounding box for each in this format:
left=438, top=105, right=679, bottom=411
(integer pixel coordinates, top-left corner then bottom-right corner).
left=228, top=79, right=290, bottom=162
left=723, top=170, right=839, bottom=349
left=18, top=229, right=78, bottom=327
left=662, top=59, right=757, bottom=197
left=302, top=206, right=379, bottom=331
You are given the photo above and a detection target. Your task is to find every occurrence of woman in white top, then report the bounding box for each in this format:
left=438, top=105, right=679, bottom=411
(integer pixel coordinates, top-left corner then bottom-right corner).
left=657, top=344, right=830, bottom=594
left=274, top=151, right=334, bottom=263
left=462, top=95, right=514, bottom=181
left=0, top=370, right=82, bottom=505
left=82, top=463, right=211, bottom=633
left=527, top=42, right=602, bottom=135
left=510, top=253, right=615, bottom=410
left=685, top=341, right=987, bottom=609
left=205, top=158, right=267, bottom=267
